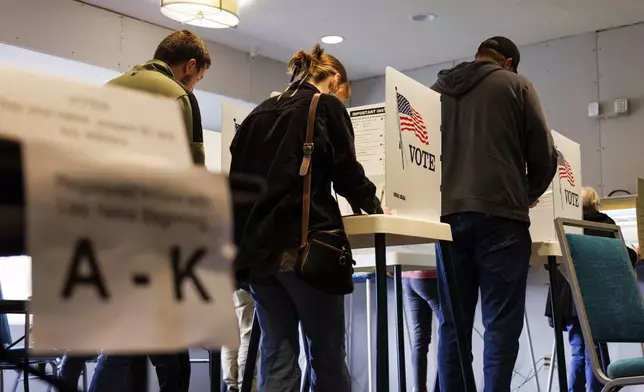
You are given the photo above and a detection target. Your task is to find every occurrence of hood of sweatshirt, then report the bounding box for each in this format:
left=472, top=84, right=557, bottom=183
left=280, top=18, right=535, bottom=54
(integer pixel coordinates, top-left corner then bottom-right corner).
left=431, top=61, right=504, bottom=97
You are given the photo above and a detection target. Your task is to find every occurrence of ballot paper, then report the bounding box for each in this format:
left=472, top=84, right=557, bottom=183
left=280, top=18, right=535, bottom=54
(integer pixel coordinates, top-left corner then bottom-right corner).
left=530, top=186, right=556, bottom=242
left=0, top=66, right=237, bottom=353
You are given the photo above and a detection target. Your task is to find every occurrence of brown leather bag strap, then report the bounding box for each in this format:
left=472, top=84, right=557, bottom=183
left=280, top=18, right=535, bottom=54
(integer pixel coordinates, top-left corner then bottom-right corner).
left=299, top=93, right=321, bottom=247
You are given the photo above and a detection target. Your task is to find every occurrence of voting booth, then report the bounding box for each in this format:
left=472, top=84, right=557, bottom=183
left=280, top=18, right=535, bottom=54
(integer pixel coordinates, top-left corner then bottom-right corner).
left=530, top=130, right=583, bottom=244
left=338, top=67, right=450, bottom=392
left=343, top=67, right=447, bottom=268
left=340, top=67, right=442, bottom=223
left=527, top=130, right=583, bottom=392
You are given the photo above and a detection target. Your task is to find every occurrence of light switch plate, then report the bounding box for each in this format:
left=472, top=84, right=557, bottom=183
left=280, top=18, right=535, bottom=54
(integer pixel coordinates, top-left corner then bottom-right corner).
left=588, top=102, right=600, bottom=117
left=615, top=98, right=629, bottom=114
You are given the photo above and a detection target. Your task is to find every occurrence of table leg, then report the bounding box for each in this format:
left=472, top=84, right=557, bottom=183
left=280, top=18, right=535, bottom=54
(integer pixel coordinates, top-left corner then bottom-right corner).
left=438, top=241, right=476, bottom=392
left=374, top=233, right=389, bottom=392
left=348, top=291, right=354, bottom=369
left=24, top=312, right=29, bottom=392
left=209, top=350, right=221, bottom=392
left=547, top=255, right=568, bottom=392
left=524, top=309, right=541, bottom=392
left=366, top=277, right=373, bottom=392
left=546, top=339, right=556, bottom=392
left=393, top=265, right=407, bottom=392
left=130, top=356, right=148, bottom=392
left=241, top=313, right=260, bottom=392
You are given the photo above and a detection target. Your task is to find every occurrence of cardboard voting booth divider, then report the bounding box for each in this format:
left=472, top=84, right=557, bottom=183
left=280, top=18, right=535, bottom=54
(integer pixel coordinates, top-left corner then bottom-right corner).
left=203, top=129, right=222, bottom=172
left=220, top=102, right=252, bottom=174
left=340, top=67, right=442, bottom=223
left=529, top=130, right=583, bottom=242
left=385, top=67, right=442, bottom=222
left=340, top=67, right=443, bottom=267
left=0, top=66, right=238, bottom=353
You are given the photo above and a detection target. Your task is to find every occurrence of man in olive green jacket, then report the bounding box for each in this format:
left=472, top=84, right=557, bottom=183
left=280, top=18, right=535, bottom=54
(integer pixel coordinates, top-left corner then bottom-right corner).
left=108, top=29, right=211, bottom=165
left=57, top=30, right=212, bottom=392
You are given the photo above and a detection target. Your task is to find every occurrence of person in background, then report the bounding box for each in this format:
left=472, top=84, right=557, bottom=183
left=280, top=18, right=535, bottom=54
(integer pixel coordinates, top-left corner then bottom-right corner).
left=108, top=29, right=209, bottom=166
left=221, top=286, right=257, bottom=392
left=57, top=354, right=94, bottom=391
left=56, top=29, right=211, bottom=392
left=545, top=186, right=638, bottom=392
left=402, top=248, right=441, bottom=392
left=230, top=44, right=382, bottom=392
left=431, top=36, right=557, bottom=392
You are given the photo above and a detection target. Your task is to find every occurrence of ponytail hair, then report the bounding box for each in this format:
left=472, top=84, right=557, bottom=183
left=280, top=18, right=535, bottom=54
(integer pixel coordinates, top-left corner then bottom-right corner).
left=286, top=44, right=351, bottom=100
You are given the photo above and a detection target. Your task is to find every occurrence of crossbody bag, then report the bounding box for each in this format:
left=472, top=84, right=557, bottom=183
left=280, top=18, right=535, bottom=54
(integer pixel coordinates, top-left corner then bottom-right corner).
left=294, top=93, right=355, bottom=295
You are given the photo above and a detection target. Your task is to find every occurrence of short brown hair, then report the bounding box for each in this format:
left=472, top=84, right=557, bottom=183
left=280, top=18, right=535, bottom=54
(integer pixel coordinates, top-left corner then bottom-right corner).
left=288, top=44, right=351, bottom=100
left=154, top=30, right=211, bottom=70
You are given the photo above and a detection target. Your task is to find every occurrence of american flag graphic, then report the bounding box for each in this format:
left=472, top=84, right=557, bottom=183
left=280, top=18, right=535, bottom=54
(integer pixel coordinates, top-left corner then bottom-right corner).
left=557, top=150, right=575, bottom=187
left=397, top=92, right=429, bottom=145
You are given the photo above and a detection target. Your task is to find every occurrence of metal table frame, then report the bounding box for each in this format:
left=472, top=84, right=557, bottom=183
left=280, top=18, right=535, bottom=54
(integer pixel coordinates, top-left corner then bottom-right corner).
left=345, top=216, right=452, bottom=392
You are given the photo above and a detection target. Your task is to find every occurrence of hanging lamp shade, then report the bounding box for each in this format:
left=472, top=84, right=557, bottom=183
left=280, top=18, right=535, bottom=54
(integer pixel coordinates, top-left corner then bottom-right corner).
left=160, top=0, right=240, bottom=29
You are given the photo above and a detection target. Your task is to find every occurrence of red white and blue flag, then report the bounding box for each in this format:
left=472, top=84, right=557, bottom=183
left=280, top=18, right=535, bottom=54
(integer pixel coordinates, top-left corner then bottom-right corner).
left=397, top=92, right=429, bottom=145
left=557, top=150, right=575, bottom=187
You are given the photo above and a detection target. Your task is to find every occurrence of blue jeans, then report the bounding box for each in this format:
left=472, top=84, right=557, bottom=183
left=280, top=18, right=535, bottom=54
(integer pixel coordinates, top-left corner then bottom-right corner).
left=437, top=213, right=531, bottom=392
left=57, top=355, right=94, bottom=391
left=403, top=277, right=440, bottom=392
left=88, top=352, right=191, bottom=392
left=567, top=321, right=607, bottom=392
left=250, top=272, right=350, bottom=392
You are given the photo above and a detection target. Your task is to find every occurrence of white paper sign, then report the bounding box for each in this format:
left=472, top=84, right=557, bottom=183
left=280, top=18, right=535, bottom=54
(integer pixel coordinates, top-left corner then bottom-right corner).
left=335, top=104, right=386, bottom=215
left=0, top=66, right=237, bottom=353
left=0, top=65, right=193, bottom=168
left=385, top=67, right=442, bottom=222
left=26, top=142, right=236, bottom=353
left=529, top=130, right=583, bottom=242
left=220, top=102, right=252, bottom=174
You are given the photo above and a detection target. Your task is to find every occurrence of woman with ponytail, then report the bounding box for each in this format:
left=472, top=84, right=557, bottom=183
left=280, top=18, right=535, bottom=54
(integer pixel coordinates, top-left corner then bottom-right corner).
left=230, top=44, right=382, bottom=392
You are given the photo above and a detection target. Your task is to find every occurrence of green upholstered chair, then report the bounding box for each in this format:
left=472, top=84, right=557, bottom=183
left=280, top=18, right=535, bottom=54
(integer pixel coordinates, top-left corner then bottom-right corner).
left=555, top=217, right=644, bottom=392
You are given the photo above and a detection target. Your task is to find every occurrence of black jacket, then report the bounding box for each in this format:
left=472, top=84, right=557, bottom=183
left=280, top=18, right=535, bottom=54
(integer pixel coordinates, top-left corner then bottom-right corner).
left=432, top=61, right=557, bottom=222
left=545, top=208, right=638, bottom=324
left=230, top=83, right=381, bottom=283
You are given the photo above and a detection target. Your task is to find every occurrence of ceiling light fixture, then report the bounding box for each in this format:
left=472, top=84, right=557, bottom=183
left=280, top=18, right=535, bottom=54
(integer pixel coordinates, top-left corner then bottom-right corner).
left=161, top=0, right=240, bottom=29
left=411, top=12, right=438, bottom=22
left=321, top=35, right=344, bottom=44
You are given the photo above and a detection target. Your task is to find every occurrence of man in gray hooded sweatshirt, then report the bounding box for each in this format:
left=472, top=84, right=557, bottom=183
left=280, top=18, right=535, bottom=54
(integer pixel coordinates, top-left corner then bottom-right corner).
left=431, top=37, right=557, bottom=392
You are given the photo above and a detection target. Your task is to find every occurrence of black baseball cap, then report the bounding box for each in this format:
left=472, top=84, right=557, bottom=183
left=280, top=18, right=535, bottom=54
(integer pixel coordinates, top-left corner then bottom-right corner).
left=477, top=36, right=520, bottom=72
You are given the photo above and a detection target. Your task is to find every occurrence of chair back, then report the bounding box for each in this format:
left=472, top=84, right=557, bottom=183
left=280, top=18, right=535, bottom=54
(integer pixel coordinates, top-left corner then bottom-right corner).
left=556, top=218, right=644, bottom=344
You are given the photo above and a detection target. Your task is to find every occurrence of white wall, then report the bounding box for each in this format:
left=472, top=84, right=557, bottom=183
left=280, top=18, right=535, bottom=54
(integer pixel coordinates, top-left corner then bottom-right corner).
left=0, top=42, right=253, bottom=132
left=0, top=0, right=287, bottom=105
left=351, top=23, right=644, bottom=197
